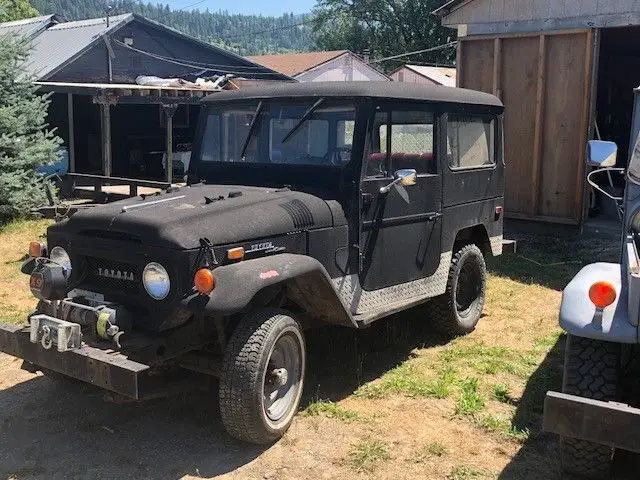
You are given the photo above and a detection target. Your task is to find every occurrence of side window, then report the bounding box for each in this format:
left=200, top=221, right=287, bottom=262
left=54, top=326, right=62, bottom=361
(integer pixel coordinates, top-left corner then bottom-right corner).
left=447, top=115, right=495, bottom=169
left=365, top=109, right=435, bottom=178
left=389, top=111, right=435, bottom=174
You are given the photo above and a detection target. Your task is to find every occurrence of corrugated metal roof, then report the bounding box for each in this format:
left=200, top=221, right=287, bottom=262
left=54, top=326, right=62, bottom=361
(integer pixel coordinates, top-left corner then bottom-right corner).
left=0, top=14, right=57, bottom=39
left=24, top=14, right=132, bottom=79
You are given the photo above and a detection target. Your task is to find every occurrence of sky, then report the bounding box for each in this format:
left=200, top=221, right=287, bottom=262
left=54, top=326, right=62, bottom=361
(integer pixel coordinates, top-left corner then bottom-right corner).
left=163, top=0, right=318, bottom=16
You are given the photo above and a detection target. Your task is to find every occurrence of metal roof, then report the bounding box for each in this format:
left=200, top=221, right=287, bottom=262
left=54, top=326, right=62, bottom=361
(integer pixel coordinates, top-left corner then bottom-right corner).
left=25, top=14, right=132, bottom=80
left=401, top=65, right=457, bottom=87
left=0, top=14, right=58, bottom=39
left=432, top=0, right=468, bottom=17
left=202, top=81, right=503, bottom=107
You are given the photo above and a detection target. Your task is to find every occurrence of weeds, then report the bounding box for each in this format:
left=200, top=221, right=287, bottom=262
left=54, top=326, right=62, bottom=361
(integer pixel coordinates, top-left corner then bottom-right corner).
left=345, top=438, right=390, bottom=472
left=448, top=465, right=493, bottom=479
left=491, top=384, right=511, bottom=403
left=303, top=401, right=360, bottom=422
left=440, top=343, right=537, bottom=378
left=355, top=363, right=457, bottom=399
left=455, top=378, right=485, bottom=416
left=409, top=442, right=448, bottom=463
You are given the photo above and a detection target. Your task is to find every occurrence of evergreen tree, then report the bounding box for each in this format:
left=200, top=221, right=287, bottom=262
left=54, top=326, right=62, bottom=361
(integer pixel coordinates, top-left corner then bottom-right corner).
left=0, top=37, right=61, bottom=221
left=0, top=0, right=38, bottom=22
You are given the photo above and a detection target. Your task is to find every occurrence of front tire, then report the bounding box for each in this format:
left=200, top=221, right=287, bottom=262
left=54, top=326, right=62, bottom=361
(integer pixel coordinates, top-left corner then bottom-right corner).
left=220, top=309, right=305, bottom=444
left=560, top=335, right=620, bottom=479
left=426, top=243, right=487, bottom=336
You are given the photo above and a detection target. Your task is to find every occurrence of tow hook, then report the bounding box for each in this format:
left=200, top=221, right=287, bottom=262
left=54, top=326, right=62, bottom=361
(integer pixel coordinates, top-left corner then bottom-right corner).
left=96, top=308, right=125, bottom=349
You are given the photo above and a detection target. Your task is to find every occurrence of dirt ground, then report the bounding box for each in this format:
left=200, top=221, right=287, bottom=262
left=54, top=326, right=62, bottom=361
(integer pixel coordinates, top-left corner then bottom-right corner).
left=0, top=221, right=638, bottom=479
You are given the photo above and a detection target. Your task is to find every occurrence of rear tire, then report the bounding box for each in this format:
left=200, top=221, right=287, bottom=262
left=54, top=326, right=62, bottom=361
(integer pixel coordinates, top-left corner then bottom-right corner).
left=560, top=335, right=620, bottom=479
left=219, top=309, right=305, bottom=444
left=426, top=243, right=486, bottom=336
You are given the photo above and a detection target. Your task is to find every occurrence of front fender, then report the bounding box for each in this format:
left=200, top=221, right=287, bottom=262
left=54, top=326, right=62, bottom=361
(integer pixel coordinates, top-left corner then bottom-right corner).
left=560, top=263, right=637, bottom=343
left=182, top=254, right=357, bottom=328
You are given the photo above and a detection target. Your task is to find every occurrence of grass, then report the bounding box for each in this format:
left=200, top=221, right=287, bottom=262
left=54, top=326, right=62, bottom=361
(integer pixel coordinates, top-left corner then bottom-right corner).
left=439, top=342, right=538, bottom=378
left=355, top=363, right=458, bottom=400
left=492, top=384, right=511, bottom=403
left=0, top=219, right=51, bottom=325
left=409, top=442, right=448, bottom=463
left=448, top=465, right=494, bottom=479
left=476, top=414, right=529, bottom=442
left=345, top=438, right=391, bottom=473
left=455, top=378, right=485, bottom=416
left=303, top=400, right=360, bottom=422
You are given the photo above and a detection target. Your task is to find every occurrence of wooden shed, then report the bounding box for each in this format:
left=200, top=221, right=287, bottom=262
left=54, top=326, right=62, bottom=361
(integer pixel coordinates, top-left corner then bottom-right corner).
left=435, top=0, right=640, bottom=225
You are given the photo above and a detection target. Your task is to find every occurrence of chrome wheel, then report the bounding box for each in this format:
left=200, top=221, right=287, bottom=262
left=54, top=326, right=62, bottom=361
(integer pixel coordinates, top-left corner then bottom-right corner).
left=262, top=329, right=304, bottom=427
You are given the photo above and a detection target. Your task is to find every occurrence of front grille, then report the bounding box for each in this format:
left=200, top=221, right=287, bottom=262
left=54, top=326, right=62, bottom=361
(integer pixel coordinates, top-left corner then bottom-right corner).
left=84, top=257, right=140, bottom=294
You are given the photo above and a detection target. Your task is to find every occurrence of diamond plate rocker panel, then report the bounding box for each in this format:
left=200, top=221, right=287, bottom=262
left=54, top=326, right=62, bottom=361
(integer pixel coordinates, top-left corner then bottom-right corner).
left=332, top=252, right=452, bottom=315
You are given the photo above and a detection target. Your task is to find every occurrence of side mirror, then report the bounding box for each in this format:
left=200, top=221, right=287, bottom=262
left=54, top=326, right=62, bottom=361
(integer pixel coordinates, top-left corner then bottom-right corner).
left=380, top=169, right=418, bottom=194
left=587, top=140, right=617, bottom=168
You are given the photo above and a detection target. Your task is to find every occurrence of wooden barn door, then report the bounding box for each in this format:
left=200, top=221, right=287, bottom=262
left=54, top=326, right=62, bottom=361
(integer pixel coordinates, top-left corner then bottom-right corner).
left=458, top=30, right=595, bottom=224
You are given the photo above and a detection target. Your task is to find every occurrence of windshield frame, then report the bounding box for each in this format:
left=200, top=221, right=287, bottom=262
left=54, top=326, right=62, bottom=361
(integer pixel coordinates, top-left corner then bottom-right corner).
left=193, top=98, right=359, bottom=170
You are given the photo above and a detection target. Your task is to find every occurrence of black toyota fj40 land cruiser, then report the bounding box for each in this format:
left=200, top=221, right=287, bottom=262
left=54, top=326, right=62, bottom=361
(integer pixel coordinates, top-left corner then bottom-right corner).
left=0, top=82, right=504, bottom=444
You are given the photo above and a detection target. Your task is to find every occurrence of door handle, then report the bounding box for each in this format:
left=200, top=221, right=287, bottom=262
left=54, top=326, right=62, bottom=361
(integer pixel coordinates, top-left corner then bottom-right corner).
left=362, top=192, right=374, bottom=208
left=427, top=213, right=443, bottom=222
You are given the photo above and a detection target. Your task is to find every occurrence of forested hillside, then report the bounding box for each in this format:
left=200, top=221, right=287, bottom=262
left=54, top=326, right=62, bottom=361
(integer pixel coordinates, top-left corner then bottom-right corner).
left=29, top=0, right=315, bottom=55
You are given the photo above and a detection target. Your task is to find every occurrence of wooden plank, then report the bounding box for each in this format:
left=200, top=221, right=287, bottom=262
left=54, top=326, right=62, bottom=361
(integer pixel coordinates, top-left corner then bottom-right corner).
left=462, top=27, right=589, bottom=41
left=456, top=41, right=464, bottom=87
left=67, top=93, right=75, bottom=173
left=459, top=39, right=494, bottom=94
left=539, top=31, right=590, bottom=220
left=575, top=29, right=594, bottom=220
left=100, top=104, right=112, bottom=177
left=492, top=38, right=502, bottom=97
left=499, top=36, right=540, bottom=218
left=531, top=0, right=550, bottom=20
left=531, top=35, right=546, bottom=216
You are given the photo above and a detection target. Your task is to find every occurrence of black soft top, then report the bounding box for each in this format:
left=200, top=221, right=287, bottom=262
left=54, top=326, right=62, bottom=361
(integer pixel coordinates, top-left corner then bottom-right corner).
left=203, top=81, right=503, bottom=108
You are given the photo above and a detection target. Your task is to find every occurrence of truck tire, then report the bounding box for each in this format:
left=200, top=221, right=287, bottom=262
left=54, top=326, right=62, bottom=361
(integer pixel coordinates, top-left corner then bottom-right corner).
left=426, top=243, right=486, bottom=336
left=219, top=309, right=305, bottom=444
left=560, top=335, right=620, bottom=479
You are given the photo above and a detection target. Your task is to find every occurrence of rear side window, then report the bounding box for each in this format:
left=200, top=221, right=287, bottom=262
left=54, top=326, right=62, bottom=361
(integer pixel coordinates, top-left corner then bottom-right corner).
left=447, top=115, right=495, bottom=169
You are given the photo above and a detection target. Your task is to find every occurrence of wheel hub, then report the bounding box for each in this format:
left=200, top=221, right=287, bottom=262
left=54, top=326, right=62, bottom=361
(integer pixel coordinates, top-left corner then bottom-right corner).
left=270, top=368, right=289, bottom=387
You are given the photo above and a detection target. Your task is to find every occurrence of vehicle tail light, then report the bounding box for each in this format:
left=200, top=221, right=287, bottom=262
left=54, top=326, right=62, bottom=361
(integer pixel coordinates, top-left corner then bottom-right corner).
left=194, top=268, right=215, bottom=295
left=29, top=242, right=45, bottom=258
left=588, top=281, right=617, bottom=309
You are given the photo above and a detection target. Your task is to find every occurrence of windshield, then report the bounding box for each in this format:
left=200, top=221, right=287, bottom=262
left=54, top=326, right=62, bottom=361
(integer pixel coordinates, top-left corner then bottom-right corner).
left=199, top=100, right=356, bottom=167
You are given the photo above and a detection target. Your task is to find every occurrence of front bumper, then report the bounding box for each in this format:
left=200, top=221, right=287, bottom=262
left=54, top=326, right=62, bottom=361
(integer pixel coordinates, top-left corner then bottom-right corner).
left=543, top=391, right=640, bottom=453
left=0, top=323, right=149, bottom=399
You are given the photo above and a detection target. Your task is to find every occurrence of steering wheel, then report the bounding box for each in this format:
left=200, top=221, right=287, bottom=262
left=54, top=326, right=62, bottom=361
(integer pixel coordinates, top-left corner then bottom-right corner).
left=324, top=146, right=352, bottom=166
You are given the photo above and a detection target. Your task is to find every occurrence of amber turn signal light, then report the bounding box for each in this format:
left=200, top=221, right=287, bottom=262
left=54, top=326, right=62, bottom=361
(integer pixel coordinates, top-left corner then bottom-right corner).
left=29, top=242, right=45, bottom=258
left=194, top=268, right=215, bottom=295
left=588, top=281, right=617, bottom=309
left=227, top=247, right=245, bottom=261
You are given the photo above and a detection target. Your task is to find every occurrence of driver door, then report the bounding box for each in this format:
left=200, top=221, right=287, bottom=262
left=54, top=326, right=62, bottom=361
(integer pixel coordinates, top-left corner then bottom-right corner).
left=359, top=105, right=443, bottom=291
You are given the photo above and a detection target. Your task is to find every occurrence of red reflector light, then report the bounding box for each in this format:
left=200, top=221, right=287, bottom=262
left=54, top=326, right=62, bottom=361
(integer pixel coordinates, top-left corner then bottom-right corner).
left=588, top=281, right=617, bottom=309
left=29, top=242, right=44, bottom=258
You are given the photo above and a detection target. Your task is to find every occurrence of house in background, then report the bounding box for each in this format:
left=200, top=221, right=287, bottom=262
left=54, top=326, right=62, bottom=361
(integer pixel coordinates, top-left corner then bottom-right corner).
left=390, top=65, right=456, bottom=86
left=247, top=50, right=389, bottom=82
left=0, top=13, right=288, bottom=182
left=435, top=0, right=640, bottom=226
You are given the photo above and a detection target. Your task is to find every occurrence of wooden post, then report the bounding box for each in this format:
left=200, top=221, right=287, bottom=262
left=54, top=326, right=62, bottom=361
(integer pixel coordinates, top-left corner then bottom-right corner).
left=163, top=105, right=177, bottom=184
left=101, top=103, right=112, bottom=177
left=456, top=40, right=463, bottom=87
left=492, top=37, right=502, bottom=98
left=67, top=93, right=75, bottom=173
left=531, top=34, right=546, bottom=216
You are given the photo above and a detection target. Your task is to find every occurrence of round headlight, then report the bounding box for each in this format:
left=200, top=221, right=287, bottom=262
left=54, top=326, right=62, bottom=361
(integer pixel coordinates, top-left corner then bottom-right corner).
left=143, top=262, right=171, bottom=300
left=50, top=246, right=72, bottom=274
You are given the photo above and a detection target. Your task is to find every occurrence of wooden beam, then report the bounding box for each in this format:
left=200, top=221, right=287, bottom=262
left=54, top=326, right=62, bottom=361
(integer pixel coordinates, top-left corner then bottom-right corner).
left=531, top=34, right=546, bottom=216
left=67, top=93, right=75, bottom=173
left=575, top=29, right=595, bottom=219
left=492, top=37, right=502, bottom=98
left=462, top=27, right=591, bottom=42
left=163, top=105, right=177, bottom=184
left=456, top=40, right=464, bottom=88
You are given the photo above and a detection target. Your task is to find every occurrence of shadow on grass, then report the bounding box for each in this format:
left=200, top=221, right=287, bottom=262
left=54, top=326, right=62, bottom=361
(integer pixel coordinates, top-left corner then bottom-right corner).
left=499, top=335, right=640, bottom=479
left=488, top=233, right=620, bottom=291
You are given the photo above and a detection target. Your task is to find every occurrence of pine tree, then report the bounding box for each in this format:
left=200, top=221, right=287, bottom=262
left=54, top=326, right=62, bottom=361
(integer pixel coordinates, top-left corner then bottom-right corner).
left=0, top=0, right=38, bottom=22
left=0, top=37, right=62, bottom=222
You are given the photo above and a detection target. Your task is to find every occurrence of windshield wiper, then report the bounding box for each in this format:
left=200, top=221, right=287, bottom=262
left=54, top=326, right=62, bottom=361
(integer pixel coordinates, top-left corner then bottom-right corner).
left=281, top=98, right=325, bottom=144
left=239, top=100, right=264, bottom=161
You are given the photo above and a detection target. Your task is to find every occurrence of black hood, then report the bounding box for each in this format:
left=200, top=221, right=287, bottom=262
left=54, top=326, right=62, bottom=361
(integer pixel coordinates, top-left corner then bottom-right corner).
left=53, top=185, right=337, bottom=249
